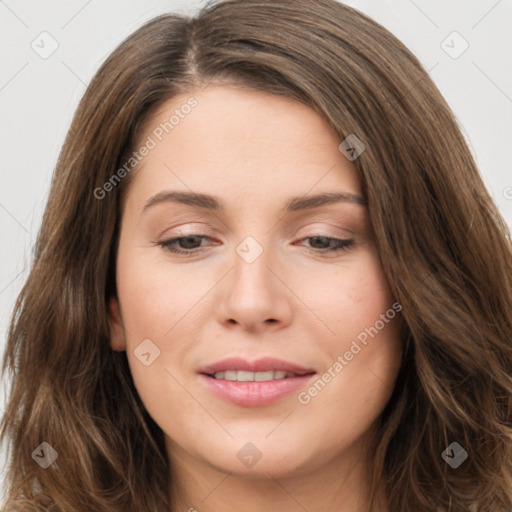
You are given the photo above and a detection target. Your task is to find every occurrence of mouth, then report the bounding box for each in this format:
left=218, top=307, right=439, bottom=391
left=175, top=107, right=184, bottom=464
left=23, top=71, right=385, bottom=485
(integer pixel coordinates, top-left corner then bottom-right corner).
left=198, top=357, right=317, bottom=407
left=199, top=356, right=315, bottom=376
left=206, top=370, right=310, bottom=381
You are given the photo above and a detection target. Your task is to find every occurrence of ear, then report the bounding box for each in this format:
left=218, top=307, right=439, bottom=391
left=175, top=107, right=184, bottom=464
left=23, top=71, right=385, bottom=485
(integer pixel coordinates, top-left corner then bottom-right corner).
left=108, top=297, right=126, bottom=351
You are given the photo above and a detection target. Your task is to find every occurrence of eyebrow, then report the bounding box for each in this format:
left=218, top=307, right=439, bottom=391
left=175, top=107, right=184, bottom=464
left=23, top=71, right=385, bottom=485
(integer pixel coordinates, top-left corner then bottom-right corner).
left=142, top=190, right=367, bottom=213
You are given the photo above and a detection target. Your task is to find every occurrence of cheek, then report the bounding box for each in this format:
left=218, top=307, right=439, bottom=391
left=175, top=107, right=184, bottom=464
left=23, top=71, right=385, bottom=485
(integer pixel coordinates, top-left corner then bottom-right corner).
left=302, top=249, right=402, bottom=421
left=115, top=258, right=193, bottom=422
left=115, top=246, right=199, bottom=339
left=308, top=249, right=397, bottom=344
left=114, top=244, right=214, bottom=413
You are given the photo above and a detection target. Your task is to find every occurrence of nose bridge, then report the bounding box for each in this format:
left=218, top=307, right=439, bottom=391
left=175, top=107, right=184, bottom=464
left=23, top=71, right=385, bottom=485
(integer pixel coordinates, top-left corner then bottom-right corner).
left=231, top=234, right=279, bottom=300
left=215, top=233, right=294, bottom=330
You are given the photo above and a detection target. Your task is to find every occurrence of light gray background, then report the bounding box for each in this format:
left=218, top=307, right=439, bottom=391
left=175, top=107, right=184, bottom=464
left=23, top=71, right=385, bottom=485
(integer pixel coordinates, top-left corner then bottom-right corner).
left=1, top=0, right=511, bottom=499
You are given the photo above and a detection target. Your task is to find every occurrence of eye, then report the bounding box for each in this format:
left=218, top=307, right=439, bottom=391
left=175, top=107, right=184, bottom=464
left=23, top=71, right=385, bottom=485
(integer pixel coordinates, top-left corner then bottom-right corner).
left=158, top=235, right=212, bottom=255
left=297, top=236, right=355, bottom=254
left=157, top=234, right=355, bottom=257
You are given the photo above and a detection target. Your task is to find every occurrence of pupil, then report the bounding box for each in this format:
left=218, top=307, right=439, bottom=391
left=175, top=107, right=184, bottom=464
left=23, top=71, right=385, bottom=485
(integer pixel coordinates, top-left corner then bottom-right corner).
left=311, top=236, right=329, bottom=249
left=181, top=236, right=200, bottom=249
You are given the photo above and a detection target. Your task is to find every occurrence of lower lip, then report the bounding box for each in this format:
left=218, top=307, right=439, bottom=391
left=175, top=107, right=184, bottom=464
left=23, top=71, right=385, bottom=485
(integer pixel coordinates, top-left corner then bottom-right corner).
left=199, top=373, right=316, bottom=407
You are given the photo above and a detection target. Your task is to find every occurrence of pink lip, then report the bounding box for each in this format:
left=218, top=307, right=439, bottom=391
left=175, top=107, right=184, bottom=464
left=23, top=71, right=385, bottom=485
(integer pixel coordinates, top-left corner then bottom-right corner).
left=199, top=357, right=315, bottom=375
left=198, top=357, right=316, bottom=407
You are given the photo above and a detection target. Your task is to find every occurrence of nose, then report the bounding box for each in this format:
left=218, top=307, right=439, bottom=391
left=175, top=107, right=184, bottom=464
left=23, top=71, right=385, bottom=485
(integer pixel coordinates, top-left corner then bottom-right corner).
left=215, top=243, right=294, bottom=333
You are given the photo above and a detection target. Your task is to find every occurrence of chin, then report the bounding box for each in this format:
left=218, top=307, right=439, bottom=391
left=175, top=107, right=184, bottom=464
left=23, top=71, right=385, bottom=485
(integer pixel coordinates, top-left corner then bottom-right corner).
left=196, top=437, right=322, bottom=479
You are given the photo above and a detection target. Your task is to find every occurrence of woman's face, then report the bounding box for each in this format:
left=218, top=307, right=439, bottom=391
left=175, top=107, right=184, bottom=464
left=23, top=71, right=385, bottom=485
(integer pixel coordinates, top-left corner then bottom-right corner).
left=110, top=85, right=402, bottom=479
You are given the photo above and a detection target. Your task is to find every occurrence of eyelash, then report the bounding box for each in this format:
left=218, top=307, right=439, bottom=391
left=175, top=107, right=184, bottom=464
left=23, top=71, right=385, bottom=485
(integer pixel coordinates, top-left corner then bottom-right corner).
left=157, top=235, right=355, bottom=256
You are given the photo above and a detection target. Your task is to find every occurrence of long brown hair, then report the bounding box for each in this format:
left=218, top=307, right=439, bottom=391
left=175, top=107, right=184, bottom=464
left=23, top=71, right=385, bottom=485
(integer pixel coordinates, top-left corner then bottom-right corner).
left=2, top=1, right=512, bottom=510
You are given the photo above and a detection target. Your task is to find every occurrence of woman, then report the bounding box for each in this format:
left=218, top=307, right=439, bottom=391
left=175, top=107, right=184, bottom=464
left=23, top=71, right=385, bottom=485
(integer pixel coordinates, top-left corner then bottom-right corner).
left=2, top=0, right=512, bottom=510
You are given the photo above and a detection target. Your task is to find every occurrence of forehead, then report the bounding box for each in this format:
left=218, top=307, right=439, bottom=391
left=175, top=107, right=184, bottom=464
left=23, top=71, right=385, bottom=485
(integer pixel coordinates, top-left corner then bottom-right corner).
left=124, top=85, right=362, bottom=213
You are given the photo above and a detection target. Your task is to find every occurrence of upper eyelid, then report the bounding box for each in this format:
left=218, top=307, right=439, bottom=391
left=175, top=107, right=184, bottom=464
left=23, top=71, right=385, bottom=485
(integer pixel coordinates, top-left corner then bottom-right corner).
left=160, top=220, right=357, bottom=237
left=160, top=231, right=352, bottom=241
left=151, top=211, right=365, bottom=231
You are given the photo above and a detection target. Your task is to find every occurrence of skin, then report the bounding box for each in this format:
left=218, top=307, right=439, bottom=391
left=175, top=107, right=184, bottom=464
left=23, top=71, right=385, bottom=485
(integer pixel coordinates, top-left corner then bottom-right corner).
left=109, top=85, right=403, bottom=512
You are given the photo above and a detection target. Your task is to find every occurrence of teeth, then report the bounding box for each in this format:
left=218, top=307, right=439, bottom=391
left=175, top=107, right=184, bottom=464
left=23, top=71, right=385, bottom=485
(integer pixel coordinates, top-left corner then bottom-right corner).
left=255, top=371, right=275, bottom=381
left=212, top=370, right=297, bottom=381
left=236, top=370, right=254, bottom=382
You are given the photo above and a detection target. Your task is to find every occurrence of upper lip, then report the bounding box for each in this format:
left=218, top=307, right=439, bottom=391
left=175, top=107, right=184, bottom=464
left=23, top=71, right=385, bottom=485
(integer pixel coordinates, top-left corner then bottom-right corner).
left=199, top=357, right=316, bottom=376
